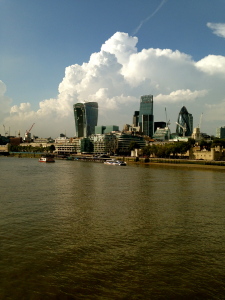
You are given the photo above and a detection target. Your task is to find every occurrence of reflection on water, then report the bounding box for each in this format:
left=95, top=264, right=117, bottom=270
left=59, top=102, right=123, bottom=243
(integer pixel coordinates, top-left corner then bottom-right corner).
left=0, top=157, right=225, bottom=299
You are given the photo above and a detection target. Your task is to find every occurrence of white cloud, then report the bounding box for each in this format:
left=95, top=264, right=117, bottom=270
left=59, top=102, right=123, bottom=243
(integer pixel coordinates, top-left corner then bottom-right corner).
left=155, top=89, right=208, bottom=103
left=11, top=102, right=32, bottom=114
left=205, top=100, right=225, bottom=122
left=196, top=55, right=225, bottom=76
left=0, top=80, right=12, bottom=122
left=1, top=31, right=225, bottom=137
left=101, top=32, right=138, bottom=65
left=0, top=80, right=7, bottom=96
left=207, top=22, right=225, bottom=38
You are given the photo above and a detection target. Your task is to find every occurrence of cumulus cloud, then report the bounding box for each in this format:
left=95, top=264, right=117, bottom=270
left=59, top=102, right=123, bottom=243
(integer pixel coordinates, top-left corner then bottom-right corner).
left=207, top=22, right=225, bottom=38
left=2, top=31, right=225, bottom=136
left=11, top=102, right=32, bottom=114
left=0, top=80, right=12, bottom=122
left=196, top=55, right=225, bottom=76
left=155, top=89, right=208, bottom=103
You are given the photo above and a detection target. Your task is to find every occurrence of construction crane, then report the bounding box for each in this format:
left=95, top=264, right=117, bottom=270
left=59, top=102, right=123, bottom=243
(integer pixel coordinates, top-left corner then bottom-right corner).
left=176, top=122, right=186, bottom=137
left=198, top=113, right=203, bottom=131
left=165, top=107, right=170, bottom=127
left=24, top=123, right=35, bottom=142
left=3, top=125, right=8, bottom=137
left=26, top=123, right=35, bottom=134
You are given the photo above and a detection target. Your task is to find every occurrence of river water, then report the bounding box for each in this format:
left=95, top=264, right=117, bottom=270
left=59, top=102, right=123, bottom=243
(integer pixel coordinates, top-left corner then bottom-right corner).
left=0, top=157, right=225, bottom=299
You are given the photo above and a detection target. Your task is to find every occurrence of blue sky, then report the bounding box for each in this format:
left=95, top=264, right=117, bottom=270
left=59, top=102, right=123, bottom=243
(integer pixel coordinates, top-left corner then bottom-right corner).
left=1, top=0, right=225, bottom=137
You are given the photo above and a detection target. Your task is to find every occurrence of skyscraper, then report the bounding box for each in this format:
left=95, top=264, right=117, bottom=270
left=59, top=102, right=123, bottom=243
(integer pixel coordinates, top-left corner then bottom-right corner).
left=133, top=111, right=139, bottom=127
left=139, top=95, right=154, bottom=137
left=216, top=126, right=225, bottom=139
left=176, top=106, right=193, bottom=136
left=73, top=102, right=98, bottom=137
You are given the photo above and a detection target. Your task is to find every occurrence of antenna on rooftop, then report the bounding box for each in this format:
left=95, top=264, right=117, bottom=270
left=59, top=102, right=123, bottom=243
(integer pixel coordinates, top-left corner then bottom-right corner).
left=165, top=108, right=170, bottom=127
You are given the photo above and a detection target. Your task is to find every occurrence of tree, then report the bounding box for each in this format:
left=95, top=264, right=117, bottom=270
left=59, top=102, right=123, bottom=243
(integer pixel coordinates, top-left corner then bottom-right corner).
left=200, top=140, right=211, bottom=150
left=48, top=145, right=55, bottom=153
left=129, top=141, right=140, bottom=151
left=142, top=145, right=151, bottom=156
left=187, top=138, right=195, bottom=147
left=212, top=138, right=225, bottom=148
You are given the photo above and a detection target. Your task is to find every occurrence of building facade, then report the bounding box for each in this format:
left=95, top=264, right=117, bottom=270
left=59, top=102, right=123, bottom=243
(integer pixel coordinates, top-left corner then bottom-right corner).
left=138, top=95, right=154, bottom=137
left=95, top=125, right=119, bottom=135
left=91, top=134, right=118, bottom=154
left=133, top=111, right=139, bottom=127
left=73, top=102, right=98, bottom=137
left=216, top=126, right=225, bottom=139
left=116, top=133, right=146, bottom=154
left=154, top=121, right=166, bottom=133
left=153, top=127, right=171, bottom=141
left=176, top=106, right=193, bottom=137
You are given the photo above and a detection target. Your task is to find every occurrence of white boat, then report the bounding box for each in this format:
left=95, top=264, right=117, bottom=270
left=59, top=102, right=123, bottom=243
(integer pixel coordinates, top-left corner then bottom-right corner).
left=104, top=159, right=126, bottom=166
left=39, top=155, right=55, bottom=163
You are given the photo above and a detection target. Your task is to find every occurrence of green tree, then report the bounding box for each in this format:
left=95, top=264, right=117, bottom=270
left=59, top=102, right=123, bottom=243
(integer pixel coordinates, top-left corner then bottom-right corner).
left=188, top=138, right=195, bottom=147
left=48, top=145, right=55, bottom=153
left=200, top=140, right=211, bottom=150
left=212, top=138, right=225, bottom=148
left=142, top=145, right=151, bottom=156
left=129, top=141, right=140, bottom=151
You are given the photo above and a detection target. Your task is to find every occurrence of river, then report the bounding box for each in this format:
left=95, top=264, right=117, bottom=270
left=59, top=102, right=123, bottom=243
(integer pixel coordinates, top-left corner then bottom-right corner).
left=0, top=157, right=225, bottom=299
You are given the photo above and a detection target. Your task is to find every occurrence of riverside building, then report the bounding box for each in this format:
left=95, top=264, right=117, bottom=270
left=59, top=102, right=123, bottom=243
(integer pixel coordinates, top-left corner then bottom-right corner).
left=90, top=134, right=118, bottom=154
left=116, top=133, right=146, bottom=155
left=73, top=102, right=98, bottom=137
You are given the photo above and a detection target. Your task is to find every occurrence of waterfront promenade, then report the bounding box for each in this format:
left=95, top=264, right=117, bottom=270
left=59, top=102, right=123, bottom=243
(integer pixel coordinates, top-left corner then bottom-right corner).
left=4, top=152, right=225, bottom=168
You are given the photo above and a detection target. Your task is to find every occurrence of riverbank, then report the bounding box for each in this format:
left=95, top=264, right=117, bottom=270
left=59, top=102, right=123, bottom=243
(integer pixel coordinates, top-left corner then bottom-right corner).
left=148, top=158, right=225, bottom=167
left=124, top=157, right=225, bottom=170
left=3, top=153, right=225, bottom=169
left=148, top=161, right=225, bottom=170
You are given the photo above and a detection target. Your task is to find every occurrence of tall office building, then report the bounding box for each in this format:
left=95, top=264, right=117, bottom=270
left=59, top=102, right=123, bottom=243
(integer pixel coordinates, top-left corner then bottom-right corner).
left=95, top=125, right=119, bottom=134
left=133, top=111, right=139, bottom=127
left=73, top=102, right=98, bottom=137
left=216, top=126, right=225, bottom=139
left=176, top=106, right=193, bottom=136
left=139, top=95, right=154, bottom=137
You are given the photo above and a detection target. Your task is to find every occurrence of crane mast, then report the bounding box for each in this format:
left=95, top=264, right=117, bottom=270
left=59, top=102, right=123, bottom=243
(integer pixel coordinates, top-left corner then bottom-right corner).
left=3, top=125, right=9, bottom=137
left=176, top=122, right=186, bottom=137
left=24, top=123, right=35, bottom=142
left=165, top=107, right=170, bottom=127
left=198, top=113, right=203, bottom=130
left=26, top=123, right=35, bottom=134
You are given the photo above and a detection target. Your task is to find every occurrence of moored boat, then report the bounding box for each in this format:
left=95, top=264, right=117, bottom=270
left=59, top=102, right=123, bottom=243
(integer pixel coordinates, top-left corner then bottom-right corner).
left=39, top=155, right=55, bottom=163
left=104, top=159, right=126, bottom=166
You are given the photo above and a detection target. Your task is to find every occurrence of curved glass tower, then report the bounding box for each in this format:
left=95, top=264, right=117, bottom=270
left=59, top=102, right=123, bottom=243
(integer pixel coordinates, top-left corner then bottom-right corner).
left=139, top=95, right=154, bottom=137
left=176, top=106, right=193, bottom=136
left=73, top=102, right=98, bottom=137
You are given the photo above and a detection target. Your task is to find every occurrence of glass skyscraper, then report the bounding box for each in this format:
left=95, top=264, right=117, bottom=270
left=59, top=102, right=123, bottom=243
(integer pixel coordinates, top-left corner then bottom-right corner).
left=176, top=106, right=193, bottom=136
left=73, top=102, right=98, bottom=137
left=139, top=95, right=154, bottom=137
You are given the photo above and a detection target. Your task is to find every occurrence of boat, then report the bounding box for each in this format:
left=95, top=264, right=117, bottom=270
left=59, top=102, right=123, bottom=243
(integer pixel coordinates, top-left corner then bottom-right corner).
left=39, top=155, right=55, bottom=163
left=104, top=159, right=126, bottom=166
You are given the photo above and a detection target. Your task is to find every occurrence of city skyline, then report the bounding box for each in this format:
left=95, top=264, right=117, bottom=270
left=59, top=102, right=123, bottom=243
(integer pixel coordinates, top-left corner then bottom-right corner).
left=1, top=0, right=225, bottom=137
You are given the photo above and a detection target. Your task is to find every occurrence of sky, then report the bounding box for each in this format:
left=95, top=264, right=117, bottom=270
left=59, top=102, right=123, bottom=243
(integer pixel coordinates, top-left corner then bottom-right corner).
left=1, top=0, right=225, bottom=138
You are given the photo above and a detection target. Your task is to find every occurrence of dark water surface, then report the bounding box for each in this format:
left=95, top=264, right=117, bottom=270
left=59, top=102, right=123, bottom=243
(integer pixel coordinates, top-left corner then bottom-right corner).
left=0, top=157, right=225, bottom=299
